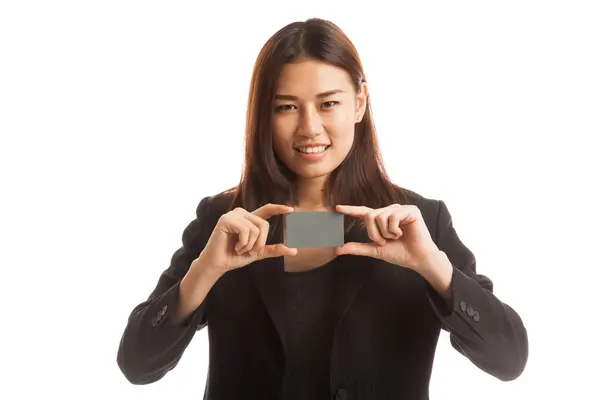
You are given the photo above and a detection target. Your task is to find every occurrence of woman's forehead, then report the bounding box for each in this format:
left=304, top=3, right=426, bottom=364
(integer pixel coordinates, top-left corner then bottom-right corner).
left=275, top=60, right=354, bottom=96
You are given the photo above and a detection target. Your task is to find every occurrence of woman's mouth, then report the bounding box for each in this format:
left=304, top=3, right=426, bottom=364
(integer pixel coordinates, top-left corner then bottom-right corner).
left=294, top=145, right=330, bottom=154
left=293, top=145, right=330, bottom=162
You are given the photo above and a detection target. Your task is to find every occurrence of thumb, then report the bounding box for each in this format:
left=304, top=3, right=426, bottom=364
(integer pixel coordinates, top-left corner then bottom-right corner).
left=259, top=243, right=298, bottom=259
left=336, top=242, right=379, bottom=258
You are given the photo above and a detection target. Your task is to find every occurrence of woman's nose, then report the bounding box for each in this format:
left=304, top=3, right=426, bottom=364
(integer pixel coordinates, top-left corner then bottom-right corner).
left=298, top=108, right=323, bottom=136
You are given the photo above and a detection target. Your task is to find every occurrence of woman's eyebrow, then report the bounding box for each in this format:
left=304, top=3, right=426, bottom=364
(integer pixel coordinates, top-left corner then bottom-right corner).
left=274, top=89, right=345, bottom=101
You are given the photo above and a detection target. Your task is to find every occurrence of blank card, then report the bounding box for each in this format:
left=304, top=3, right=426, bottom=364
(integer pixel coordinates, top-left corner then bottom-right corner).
left=283, top=211, right=344, bottom=248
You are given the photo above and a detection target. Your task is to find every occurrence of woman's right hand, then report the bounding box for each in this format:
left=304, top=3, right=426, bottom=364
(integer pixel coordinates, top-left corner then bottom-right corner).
left=198, top=203, right=297, bottom=274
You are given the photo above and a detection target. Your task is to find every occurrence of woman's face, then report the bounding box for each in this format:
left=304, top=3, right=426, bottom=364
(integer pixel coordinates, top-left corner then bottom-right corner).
left=272, top=59, right=367, bottom=181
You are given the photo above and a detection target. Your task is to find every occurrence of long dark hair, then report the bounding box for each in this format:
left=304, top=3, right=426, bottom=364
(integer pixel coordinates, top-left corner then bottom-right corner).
left=221, top=18, right=408, bottom=236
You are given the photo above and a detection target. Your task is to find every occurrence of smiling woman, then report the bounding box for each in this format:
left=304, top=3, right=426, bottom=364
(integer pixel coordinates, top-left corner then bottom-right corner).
left=116, top=17, right=528, bottom=400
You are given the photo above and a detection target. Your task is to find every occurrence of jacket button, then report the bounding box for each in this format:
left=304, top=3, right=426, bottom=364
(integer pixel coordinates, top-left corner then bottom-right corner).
left=473, top=312, right=480, bottom=322
left=459, top=300, right=466, bottom=311
left=334, top=388, right=348, bottom=400
left=467, top=306, right=475, bottom=316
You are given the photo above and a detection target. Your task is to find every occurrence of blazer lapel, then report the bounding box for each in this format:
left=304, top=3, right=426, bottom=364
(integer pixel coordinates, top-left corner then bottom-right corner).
left=246, top=216, right=376, bottom=352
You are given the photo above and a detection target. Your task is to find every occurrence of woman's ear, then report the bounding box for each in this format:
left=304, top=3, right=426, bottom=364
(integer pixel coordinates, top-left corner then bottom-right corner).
left=355, top=81, right=369, bottom=123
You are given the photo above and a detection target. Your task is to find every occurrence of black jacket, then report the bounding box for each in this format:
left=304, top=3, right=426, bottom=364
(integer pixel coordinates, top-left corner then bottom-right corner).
left=116, top=189, right=528, bottom=399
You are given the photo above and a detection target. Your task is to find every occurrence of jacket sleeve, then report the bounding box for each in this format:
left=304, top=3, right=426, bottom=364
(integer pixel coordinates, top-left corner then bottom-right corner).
left=116, top=196, right=214, bottom=385
left=425, top=199, right=529, bottom=381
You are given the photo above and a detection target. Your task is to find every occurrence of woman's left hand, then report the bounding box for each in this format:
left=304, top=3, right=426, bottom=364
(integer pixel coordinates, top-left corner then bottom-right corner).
left=335, top=204, right=440, bottom=271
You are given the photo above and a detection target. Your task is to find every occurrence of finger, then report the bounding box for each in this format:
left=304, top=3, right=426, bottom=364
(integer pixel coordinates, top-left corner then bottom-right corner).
left=365, top=209, right=387, bottom=246
left=336, top=242, right=379, bottom=258
left=375, top=209, right=398, bottom=240
left=239, top=219, right=261, bottom=254
left=260, top=243, right=298, bottom=259
left=233, top=218, right=259, bottom=254
left=394, top=205, right=420, bottom=225
left=252, top=203, right=295, bottom=220
left=388, top=210, right=403, bottom=238
left=223, top=215, right=250, bottom=251
left=335, top=205, right=372, bottom=217
left=242, top=213, right=269, bottom=256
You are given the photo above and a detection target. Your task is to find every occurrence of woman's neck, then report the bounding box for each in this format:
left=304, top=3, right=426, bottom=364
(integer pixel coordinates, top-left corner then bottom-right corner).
left=293, top=176, right=332, bottom=211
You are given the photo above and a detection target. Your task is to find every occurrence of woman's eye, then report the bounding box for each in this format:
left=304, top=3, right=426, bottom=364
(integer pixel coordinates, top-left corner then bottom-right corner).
left=276, top=104, right=296, bottom=112
left=321, top=101, right=339, bottom=108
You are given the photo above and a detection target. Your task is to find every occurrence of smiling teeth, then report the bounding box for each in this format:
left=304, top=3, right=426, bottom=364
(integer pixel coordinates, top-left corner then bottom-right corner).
left=297, top=146, right=328, bottom=154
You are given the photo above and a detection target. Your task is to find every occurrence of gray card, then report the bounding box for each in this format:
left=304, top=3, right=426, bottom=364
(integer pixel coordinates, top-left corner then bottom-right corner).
left=284, top=211, right=344, bottom=248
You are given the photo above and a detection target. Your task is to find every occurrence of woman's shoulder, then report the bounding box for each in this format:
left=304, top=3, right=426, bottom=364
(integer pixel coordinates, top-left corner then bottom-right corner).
left=392, top=185, right=447, bottom=230
left=395, top=185, right=440, bottom=207
left=197, top=186, right=238, bottom=218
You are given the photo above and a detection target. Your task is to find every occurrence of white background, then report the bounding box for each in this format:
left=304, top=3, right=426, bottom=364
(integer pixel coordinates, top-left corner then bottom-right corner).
left=1, top=1, right=599, bottom=399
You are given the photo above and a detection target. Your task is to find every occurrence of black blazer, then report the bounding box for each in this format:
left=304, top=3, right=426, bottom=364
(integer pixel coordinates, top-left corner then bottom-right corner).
left=116, top=188, right=528, bottom=400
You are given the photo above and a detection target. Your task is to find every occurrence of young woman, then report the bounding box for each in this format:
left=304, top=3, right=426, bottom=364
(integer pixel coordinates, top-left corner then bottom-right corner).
left=117, top=18, right=528, bottom=400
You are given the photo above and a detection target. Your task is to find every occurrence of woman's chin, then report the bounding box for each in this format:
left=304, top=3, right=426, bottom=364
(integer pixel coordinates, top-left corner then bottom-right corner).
left=292, top=165, right=333, bottom=179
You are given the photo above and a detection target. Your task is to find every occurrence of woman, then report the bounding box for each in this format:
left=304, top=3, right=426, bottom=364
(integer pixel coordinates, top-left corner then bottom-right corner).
left=116, top=18, right=528, bottom=399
